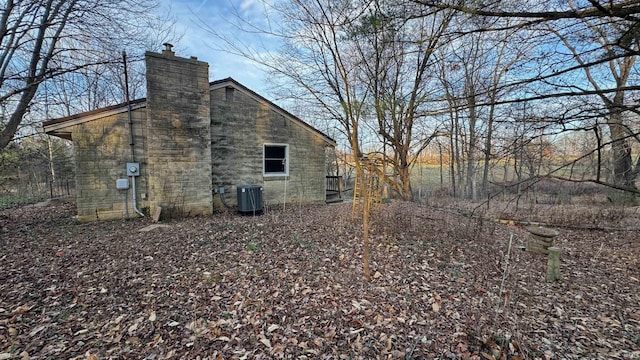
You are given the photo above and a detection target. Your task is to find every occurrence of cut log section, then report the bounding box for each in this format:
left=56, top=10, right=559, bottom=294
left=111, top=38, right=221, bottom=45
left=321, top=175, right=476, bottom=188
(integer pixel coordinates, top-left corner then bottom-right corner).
left=525, top=226, right=560, bottom=255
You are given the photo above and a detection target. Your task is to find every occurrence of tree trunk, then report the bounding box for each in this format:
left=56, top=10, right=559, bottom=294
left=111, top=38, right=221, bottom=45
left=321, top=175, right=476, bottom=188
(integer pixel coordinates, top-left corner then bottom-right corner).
left=439, top=143, right=444, bottom=186
left=398, top=165, right=413, bottom=201
left=608, top=106, right=636, bottom=189
left=466, top=121, right=476, bottom=200
left=48, top=136, right=56, bottom=182
left=482, top=104, right=495, bottom=195
left=356, top=162, right=371, bottom=282
left=454, top=115, right=463, bottom=197
left=449, top=127, right=457, bottom=197
left=0, top=86, right=38, bottom=149
left=465, top=73, right=477, bottom=200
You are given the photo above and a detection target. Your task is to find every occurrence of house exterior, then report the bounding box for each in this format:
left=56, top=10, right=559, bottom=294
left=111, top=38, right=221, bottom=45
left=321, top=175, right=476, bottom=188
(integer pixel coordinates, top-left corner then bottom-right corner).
left=43, top=47, right=336, bottom=222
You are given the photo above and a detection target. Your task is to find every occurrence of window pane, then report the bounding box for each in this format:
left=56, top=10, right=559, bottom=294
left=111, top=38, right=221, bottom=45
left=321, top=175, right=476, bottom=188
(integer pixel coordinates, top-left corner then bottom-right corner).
left=265, top=159, right=285, bottom=173
left=265, top=146, right=285, bottom=159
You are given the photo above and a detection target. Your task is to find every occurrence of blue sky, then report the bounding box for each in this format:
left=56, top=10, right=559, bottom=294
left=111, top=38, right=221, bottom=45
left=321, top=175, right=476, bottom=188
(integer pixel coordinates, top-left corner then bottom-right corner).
left=159, top=0, right=275, bottom=96
left=155, top=0, right=344, bottom=142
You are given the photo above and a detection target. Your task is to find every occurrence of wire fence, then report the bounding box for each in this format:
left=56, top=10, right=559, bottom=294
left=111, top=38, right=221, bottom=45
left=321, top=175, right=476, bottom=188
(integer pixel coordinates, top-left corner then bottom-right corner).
left=0, top=178, right=75, bottom=208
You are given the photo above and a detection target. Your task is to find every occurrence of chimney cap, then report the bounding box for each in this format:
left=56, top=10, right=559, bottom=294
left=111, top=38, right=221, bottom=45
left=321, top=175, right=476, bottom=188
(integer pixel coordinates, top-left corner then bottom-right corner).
left=162, top=43, right=175, bottom=55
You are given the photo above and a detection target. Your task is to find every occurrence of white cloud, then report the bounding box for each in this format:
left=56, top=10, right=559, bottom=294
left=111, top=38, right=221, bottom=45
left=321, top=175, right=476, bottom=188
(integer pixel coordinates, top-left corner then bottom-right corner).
left=156, top=0, right=275, bottom=95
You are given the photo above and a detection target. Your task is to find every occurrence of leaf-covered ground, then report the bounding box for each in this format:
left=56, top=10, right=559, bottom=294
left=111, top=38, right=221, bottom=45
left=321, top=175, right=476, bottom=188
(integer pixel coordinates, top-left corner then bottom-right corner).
left=1, top=200, right=639, bottom=359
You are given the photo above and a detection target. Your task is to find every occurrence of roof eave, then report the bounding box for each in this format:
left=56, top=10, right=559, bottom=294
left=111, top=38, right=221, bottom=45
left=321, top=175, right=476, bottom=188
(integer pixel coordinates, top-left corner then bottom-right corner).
left=42, top=99, right=147, bottom=135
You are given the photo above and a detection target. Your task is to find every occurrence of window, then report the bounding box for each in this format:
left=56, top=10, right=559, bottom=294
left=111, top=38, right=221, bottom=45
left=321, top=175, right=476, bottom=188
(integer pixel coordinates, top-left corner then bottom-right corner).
left=263, top=144, right=288, bottom=176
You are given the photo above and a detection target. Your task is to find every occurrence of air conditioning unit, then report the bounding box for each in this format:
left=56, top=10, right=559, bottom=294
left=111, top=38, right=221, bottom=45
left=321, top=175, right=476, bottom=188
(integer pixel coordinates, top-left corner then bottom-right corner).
left=237, top=185, right=263, bottom=214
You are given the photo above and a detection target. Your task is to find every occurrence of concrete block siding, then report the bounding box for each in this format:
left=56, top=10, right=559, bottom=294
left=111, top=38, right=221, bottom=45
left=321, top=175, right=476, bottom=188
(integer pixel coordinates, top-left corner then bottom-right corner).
left=145, top=52, right=213, bottom=217
left=210, top=83, right=328, bottom=208
left=71, top=109, right=147, bottom=222
left=44, top=48, right=335, bottom=222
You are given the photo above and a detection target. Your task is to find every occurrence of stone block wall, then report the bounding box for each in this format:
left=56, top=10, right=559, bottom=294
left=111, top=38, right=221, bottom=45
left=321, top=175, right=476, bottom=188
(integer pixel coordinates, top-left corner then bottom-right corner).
left=58, top=51, right=332, bottom=221
left=210, top=85, right=328, bottom=208
left=71, top=108, right=148, bottom=222
left=145, top=52, right=213, bottom=216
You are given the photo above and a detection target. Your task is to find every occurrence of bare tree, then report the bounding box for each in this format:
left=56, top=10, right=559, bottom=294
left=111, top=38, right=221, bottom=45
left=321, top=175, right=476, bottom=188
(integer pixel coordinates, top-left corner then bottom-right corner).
left=436, top=16, right=526, bottom=200
left=549, top=15, right=639, bottom=193
left=0, top=0, right=173, bottom=150
left=349, top=1, right=452, bottom=201
left=204, top=0, right=453, bottom=279
left=415, top=0, right=640, bottom=200
left=412, top=1, right=640, bottom=23
left=217, top=0, right=375, bottom=280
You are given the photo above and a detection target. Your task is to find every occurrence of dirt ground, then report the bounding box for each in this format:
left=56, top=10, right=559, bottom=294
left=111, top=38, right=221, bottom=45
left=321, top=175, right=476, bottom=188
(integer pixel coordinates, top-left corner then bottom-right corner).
left=0, top=200, right=639, bottom=359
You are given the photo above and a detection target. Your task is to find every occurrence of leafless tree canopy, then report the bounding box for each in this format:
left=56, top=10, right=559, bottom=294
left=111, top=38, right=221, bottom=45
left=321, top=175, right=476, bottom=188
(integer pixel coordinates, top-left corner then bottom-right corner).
left=0, top=0, right=176, bottom=150
left=233, top=0, right=640, bottom=198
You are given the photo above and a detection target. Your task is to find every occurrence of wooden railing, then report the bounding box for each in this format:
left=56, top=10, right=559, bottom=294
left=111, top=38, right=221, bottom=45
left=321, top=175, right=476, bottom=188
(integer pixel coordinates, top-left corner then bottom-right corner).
left=326, top=176, right=343, bottom=198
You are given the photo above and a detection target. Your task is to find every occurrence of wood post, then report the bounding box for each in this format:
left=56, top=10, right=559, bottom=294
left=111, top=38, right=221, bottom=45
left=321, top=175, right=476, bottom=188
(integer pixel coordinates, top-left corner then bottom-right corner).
left=546, top=246, right=561, bottom=282
left=152, top=206, right=162, bottom=222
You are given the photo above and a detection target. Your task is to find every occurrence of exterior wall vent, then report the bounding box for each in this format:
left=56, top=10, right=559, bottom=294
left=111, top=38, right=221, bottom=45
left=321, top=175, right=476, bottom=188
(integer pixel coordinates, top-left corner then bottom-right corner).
left=237, top=185, right=263, bottom=214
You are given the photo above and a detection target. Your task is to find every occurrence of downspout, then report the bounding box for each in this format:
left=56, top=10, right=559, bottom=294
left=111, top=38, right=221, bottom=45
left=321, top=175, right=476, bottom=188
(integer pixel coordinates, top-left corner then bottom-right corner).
left=123, top=50, right=144, bottom=217
left=131, top=175, right=144, bottom=216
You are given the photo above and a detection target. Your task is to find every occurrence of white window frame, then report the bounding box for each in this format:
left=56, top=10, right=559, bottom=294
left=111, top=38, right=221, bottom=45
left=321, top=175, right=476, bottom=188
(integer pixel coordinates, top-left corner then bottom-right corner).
left=263, top=143, right=289, bottom=176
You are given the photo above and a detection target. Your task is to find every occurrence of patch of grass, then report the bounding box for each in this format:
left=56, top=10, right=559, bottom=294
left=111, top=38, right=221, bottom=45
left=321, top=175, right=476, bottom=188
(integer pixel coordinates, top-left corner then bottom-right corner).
left=0, top=194, right=45, bottom=209
left=221, top=311, right=233, bottom=319
left=247, top=242, right=259, bottom=252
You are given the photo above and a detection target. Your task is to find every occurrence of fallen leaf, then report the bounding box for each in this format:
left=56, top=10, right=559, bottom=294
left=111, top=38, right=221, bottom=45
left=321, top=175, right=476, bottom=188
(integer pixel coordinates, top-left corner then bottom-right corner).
left=127, top=322, right=138, bottom=335
left=271, top=343, right=285, bottom=355
left=324, top=327, right=336, bottom=338
left=3, top=195, right=638, bottom=360
left=259, top=337, right=271, bottom=349
left=29, top=325, right=47, bottom=337
left=432, top=301, right=441, bottom=312
left=481, top=352, right=495, bottom=360
left=12, top=304, right=31, bottom=314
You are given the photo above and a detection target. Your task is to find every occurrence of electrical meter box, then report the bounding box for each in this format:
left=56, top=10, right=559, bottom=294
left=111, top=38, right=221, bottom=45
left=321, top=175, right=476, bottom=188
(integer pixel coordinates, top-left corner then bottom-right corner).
left=126, top=162, right=140, bottom=176
left=116, top=178, right=130, bottom=190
